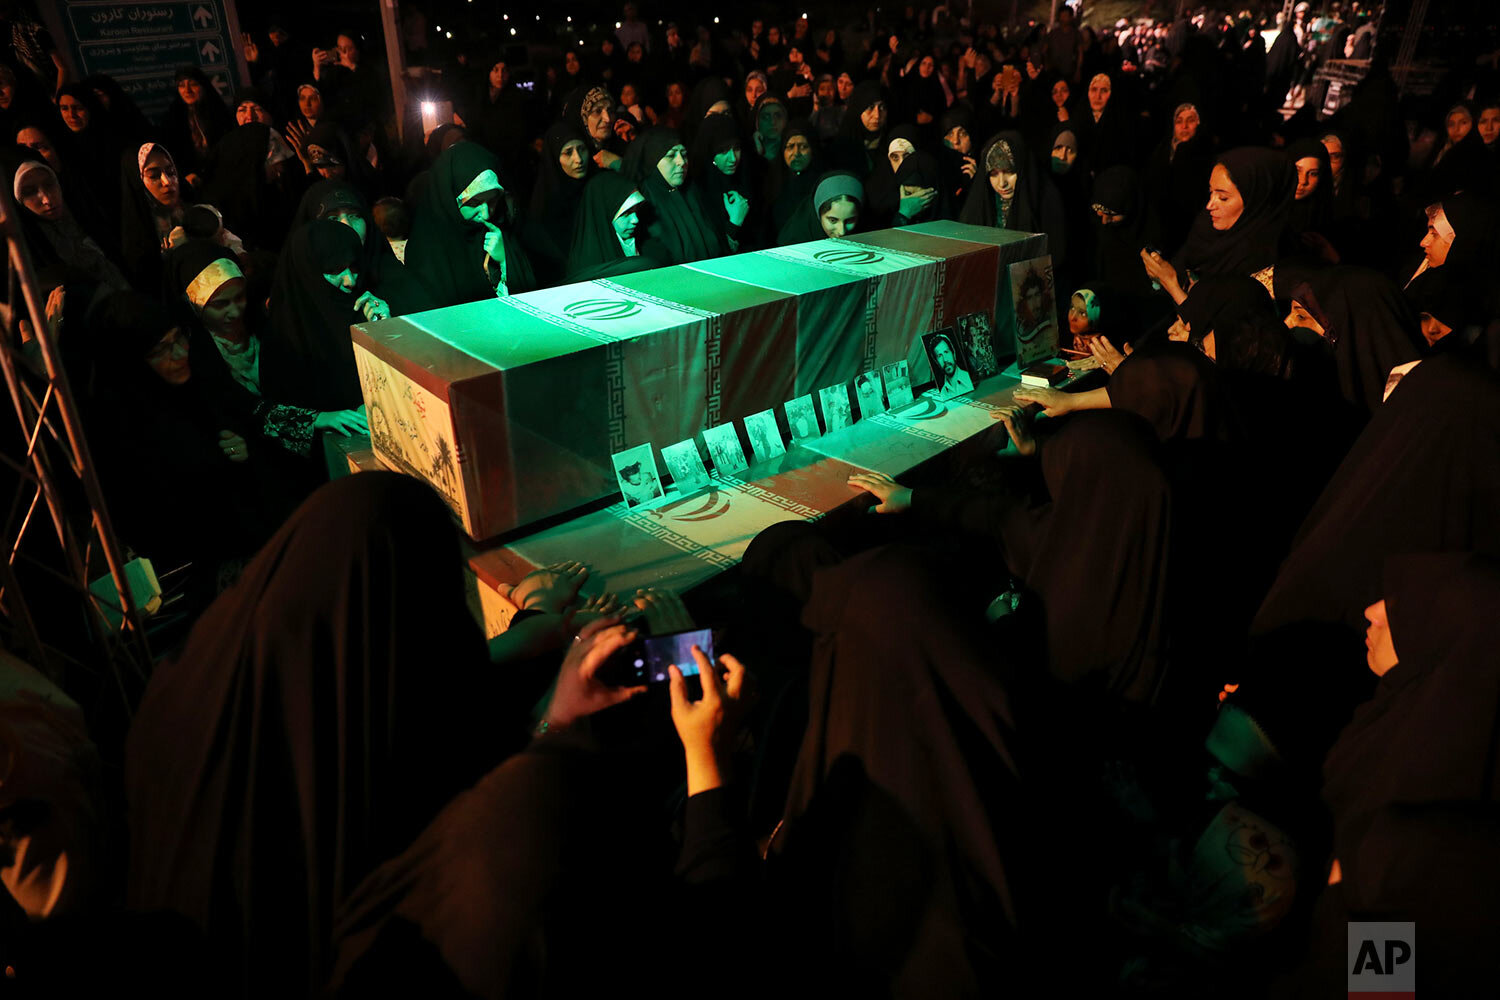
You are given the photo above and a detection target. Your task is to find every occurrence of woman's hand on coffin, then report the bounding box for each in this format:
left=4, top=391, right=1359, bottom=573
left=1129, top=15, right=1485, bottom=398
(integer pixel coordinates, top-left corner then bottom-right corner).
left=218, top=429, right=249, bottom=462
left=570, top=591, right=625, bottom=630
left=723, top=190, right=751, bottom=226
left=1012, top=385, right=1071, bottom=417
left=353, top=291, right=391, bottom=322
left=542, top=617, right=646, bottom=730
left=510, top=560, right=590, bottom=614
left=314, top=409, right=368, bottom=436
left=846, top=471, right=913, bottom=513
left=991, top=404, right=1037, bottom=456
left=633, top=587, right=694, bottom=634
left=669, top=646, right=753, bottom=796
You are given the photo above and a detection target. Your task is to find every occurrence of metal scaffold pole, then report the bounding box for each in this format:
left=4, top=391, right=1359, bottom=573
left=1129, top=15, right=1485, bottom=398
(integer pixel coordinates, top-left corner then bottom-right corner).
left=0, top=182, right=152, bottom=706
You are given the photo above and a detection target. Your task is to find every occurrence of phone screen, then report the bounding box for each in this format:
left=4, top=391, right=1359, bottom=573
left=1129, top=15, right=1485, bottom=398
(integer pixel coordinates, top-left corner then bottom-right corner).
left=613, top=627, right=715, bottom=685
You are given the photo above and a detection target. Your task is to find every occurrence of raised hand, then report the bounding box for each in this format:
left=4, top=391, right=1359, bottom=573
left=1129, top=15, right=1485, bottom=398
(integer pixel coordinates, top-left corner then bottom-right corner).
left=1090, top=335, right=1128, bottom=374
left=723, top=190, right=750, bottom=226
left=538, top=617, right=647, bottom=733
left=668, top=646, right=752, bottom=795
left=353, top=291, right=390, bottom=322
left=218, top=429, right=249, bottom=462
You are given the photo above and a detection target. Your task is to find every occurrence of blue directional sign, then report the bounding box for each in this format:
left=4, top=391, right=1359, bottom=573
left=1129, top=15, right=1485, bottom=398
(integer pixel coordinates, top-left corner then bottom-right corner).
left=52, top=1, right=247, bottom=122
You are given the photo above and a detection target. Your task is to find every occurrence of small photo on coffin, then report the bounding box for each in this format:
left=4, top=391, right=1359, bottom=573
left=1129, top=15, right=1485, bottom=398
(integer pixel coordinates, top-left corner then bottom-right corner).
left=882, top=360, right=914, bottom=409
left=702, top=422, right=749, bottom=476
left=819, top=383, right=853, bottom=431
left=661, top=439, right=711, bottom=492
left=922, top=329, right=975, bottom=400
left=743, top=409, right=786, bottom=464
left=611, top=443, right=664, bottom=508
left=854, top=370, right=886, bottom=418
left=784, top=394, right=820, bottom=443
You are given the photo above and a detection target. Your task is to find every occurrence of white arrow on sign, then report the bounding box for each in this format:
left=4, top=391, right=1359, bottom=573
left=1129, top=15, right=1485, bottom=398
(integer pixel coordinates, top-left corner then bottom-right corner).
left=200, top=40, right=220, bottom=61
left=192, top=6, right=214, bottom=27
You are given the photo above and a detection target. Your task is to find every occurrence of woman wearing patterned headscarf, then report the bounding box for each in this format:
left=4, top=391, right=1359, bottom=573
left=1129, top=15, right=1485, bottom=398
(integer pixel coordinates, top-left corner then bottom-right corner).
left=959, top=130, right=1068, bottom=268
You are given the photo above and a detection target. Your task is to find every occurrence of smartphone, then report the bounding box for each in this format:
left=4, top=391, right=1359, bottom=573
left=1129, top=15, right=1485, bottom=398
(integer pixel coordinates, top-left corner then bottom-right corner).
left=599, top=626, right=717, bottom=687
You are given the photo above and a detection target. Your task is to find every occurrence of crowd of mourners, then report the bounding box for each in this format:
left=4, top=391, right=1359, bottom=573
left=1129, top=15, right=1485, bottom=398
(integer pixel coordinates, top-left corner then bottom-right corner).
left=2, top=0, right=1500, bottom=996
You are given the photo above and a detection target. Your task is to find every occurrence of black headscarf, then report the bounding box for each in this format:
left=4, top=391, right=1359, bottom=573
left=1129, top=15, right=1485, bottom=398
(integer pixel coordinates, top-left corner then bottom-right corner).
left=292, top=179, right=435, bottom=317
left=625, top=126, right=722, bottom=265
left=1147, top=102, right=1216, bottom=252
left=126, top=472, right=505, bottom=996
left=529, top=121, right=594, bottom=225
left=52, top=81, right=126, bottom=224
left=1252, top=352, right=1500, bottom=639
left=830, top=81, right=888, bottom=176
left=69, top=288, right=267, bottom=564
left=1282, top=265, right=1423, bottom=420
left=405, top=141, right=537, bottom=307
left=1283, top=136, right=1333, bottom=245
left=958, top=131, right=1068, bottom=265
left=1316, top=552, right=1500, bottom=995
left=936, top=106, right=978, bottom=203
left=689, top=113, right=753, bottom=243
left=913, top=410, right=1173, bottom=704
left=201, top=121, right=286, bottom=251
left=761, top=538, right=1027, bottom=994
left=1074, top=70, right=1133, bottom=171
left=159, top=66, right=232, bottom=178
left=10, top=159, right=128, bottom=292
left=1432, top=191, right=1500, bottom=283
left=1106, top=341, right=1227, bottom=444
left=765, top=119, right=821, bottom=235
left=522, top=122, right=596, bottom=285
left=685, top=78, right=732, bottom=141
left=118, top=142, right=190, bottom=292
left=1088, top=164, right=1160, bottom=301
left=565, top=170, right=658, bottom=281
left=1173, top=148, right=1294, bottom=279
left=264, top=219, right=365, bottom=412
left=1404, top=265, right=1471, bottom=333
left=1177, top=274, right=1293, bottom=377
left=893, top=148, right=951, bottom=223
left=863, top=123, right=919, bottom=226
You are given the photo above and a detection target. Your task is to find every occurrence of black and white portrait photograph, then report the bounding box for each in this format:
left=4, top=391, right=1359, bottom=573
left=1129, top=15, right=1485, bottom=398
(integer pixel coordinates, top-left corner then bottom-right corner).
left=784, top=394, right=820, bottom=443
left=743, top=409, right=786, bottom=464
left=956, top=311, right=1000, bottom=379
left=922, top=329, right=975, bottom=399
left=882, top=360, right=914, bottom=408
left=661, top=439, right=710, bottom=492
left=819, top=383, right=853, bottom=432
left=854, top=370, right=886, bottom=418
left=611, top=443, right=664, bottom=508
left=702, top=422, right=748, bottom=476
